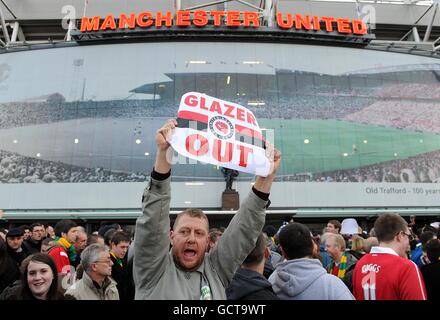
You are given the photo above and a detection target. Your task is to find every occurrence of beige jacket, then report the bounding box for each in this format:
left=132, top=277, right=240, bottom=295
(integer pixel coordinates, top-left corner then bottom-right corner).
left=65, top=271, right=119, bottom=300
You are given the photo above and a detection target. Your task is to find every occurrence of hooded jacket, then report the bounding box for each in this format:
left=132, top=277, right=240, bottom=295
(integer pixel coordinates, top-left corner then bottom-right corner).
left=269, top=258, right=354, bottom=300
left=226, top=268, right=279, bottom=300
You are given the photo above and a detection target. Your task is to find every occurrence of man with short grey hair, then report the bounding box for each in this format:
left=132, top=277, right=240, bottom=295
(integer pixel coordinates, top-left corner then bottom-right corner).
left=65, top=244, right=119, bottom=300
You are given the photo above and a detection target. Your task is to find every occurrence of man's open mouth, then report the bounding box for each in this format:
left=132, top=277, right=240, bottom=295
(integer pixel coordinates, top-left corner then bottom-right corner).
left=184, top=249, right=196, bottom=257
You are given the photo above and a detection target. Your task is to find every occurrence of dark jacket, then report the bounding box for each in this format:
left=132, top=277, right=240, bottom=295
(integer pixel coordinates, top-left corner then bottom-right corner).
left=23, top=238, right=41, bottom=255
left=110, top=254, right=134, bottom=300
left=0, top=256, right=20, bottom=294
left=0, top=280, right=70, bottom=300
left=327, top=252, right=358, bottom=292
left=0, top=281, right=31, bottom=300
left=348, top=250, right=365, bottom=261
left=263, top=259, right=274, bottom=279
left=226, top=268, right=279, bottom=300
left=6, top=247, right=27, bottom=267
left=420, top=262, right=440, bottom=301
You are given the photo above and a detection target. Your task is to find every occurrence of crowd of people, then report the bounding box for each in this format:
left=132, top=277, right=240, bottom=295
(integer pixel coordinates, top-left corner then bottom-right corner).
left=0, top=120, right=439, bottom=301
left=1, top=75, right=438, bottom=132
left=0, top=150, right=148, bottom=183
left=345, top=100, right=440, bottom=134
left=239, top=94, right=374, bottom=120
left=2, top=83, right=438, bottom=130
left=375, top=83, right=440, bottom=100
left=3, top=147, right=440, bottom=184
left=1, top=80, right=439, bottom=185
left=0, top=93, right=374, bottom=130
left=277, top=149, right=440, bottom=183
left=1, top=214, right=438, bottom=300
left=0, top=221, right=135, bottom=300
left=0, top=99, right=165, bottom=130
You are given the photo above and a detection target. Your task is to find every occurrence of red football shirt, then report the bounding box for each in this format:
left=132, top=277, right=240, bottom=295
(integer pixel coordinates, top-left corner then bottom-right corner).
left=353, top=247, right=426, bottom=300
left=48, top=246, right=71, bottom=274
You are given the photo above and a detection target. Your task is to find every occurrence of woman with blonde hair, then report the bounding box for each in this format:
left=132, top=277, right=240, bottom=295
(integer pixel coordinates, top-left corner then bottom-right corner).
left=349, top=235, right=366, bottom=260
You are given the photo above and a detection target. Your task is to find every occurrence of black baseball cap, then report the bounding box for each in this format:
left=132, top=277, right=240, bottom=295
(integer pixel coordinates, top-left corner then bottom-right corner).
left=6, top=227, right=24, bottom=238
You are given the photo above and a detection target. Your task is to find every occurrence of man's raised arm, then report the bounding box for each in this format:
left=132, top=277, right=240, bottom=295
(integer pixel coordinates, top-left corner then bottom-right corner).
left=133, top=120, right=176, bottom=299
left=209, top=145, right=282, bottom=286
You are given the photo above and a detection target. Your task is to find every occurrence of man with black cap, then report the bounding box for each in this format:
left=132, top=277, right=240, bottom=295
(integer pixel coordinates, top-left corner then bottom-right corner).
left=6, top=227, right=28, bottom=266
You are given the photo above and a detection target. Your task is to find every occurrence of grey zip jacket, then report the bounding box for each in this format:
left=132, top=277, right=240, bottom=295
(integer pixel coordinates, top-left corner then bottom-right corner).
left=134, top=176, right=268, bottom=300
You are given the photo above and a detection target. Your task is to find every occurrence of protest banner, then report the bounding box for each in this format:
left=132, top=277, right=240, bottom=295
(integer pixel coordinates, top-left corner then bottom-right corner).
left=169, top=92, right=271, bottom=176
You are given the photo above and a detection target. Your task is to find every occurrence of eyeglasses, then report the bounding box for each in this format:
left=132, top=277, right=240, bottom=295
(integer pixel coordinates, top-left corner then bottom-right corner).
left=400, top=231, right=414, bottom=241
left=94, top=259, right=112, bottom=265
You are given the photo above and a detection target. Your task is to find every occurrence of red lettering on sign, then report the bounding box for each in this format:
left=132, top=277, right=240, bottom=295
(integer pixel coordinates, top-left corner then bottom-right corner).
left=200, top=97, right=208, bottom=110
left=212, top=140, right=234, bottom=162
left=184, top=95, right=198, bottom=107
left=80, top=16, right=100, bottom=32
left=211, top=11, right=225, bottom=27
left=337, top=18, right=351, bottom=33
left=100, top=15, right=116, bottom=30
left=119, top=13, right=136, bottom=29
left=321, top=16, right=334, bottom=32
left=227, top=11, right=241, bottom=27
left=176, top=11, right=191, bottom=26
left=352, top=19, right=367, bottom=35
left=295, top=14, right=311, bottom=30
left=224, top=104, right=235, bottom=118
left=276, top=13, right=293, bottom=29
left=243, top=12, right=259, bottom=27
left=236, top=108, right=245, bottom=121
left=79, top=11, right=367, bottom=37
left=185, top=134, right=209, bottom=156
left=156, top=11, right=173, bottom=27
left=209, top=101, right=222, bottom=114
left=137, top=12, right=154, bottom=27
left=237, top=144, right=253, bottom=168
left=193, top=10, right=208, bottom=26
left=181, top=94, right=259, bottom=126
left=312, top=16, right=321, bottom=30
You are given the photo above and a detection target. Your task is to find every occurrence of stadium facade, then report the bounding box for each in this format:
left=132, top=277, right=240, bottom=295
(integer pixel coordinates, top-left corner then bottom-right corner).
left=1, top=0, right=440, bottom=223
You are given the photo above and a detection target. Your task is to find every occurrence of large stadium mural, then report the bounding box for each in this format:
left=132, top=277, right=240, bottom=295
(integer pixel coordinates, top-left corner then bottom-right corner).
left=0, top=42, right=440, bottom=209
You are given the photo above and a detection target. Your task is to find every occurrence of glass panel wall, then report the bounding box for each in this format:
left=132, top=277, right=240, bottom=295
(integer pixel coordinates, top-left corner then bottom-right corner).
left=0, top=42, right=440, bottom=185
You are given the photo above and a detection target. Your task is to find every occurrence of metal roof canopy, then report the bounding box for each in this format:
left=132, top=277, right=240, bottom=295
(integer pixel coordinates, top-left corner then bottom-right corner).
left=69, top=25, right=373, bottom=48
left=2, top=207, right=440, bottom=220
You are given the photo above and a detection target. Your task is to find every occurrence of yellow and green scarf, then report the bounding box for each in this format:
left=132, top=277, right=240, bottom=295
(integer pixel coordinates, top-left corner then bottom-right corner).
left=110, top=251, right=123, bottom=268
left=55, top=236, right=77, bottom=263
left=337, top=253, right=348, bottom=279
left=328, top=253, right=348, bottom=279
